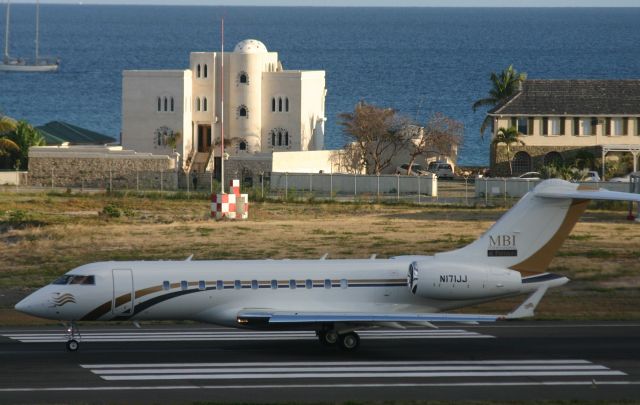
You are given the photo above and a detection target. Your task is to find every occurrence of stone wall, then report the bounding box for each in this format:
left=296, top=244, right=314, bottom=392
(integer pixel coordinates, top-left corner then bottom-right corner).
left=28, top=146, right=178, bottom=190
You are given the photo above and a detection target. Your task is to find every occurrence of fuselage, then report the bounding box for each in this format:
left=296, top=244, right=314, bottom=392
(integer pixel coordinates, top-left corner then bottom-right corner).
left=15, top=256, right=547, bottom=328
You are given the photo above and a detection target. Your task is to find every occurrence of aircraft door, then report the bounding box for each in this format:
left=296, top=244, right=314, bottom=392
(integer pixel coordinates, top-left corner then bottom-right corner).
left=112, top=269, right=134, bottom=315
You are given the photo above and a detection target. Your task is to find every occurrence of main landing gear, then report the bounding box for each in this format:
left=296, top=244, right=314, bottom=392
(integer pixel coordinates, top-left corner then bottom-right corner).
left=317, top=329, right=360, bottom=351
left=64, top=322, right=81, bottom=352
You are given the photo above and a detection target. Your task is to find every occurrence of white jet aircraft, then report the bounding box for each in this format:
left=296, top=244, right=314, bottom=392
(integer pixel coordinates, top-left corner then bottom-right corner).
left=15, top=179, right=640, bottom=351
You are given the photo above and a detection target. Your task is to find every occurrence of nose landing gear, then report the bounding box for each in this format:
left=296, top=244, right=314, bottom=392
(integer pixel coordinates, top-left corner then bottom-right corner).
left=64, top=322, right=81, bottom=352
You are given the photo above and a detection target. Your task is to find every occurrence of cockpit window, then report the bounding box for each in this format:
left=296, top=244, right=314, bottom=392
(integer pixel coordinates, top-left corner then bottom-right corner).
left=52, top=275, right=95, bottom=285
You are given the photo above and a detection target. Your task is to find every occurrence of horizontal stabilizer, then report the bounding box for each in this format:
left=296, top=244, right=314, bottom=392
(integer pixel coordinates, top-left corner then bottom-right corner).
left=534, top=182, right=640, bottom=202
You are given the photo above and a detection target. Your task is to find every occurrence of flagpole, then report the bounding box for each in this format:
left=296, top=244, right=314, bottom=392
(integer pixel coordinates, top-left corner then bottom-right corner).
left=220, top=18, right=225, bottom=194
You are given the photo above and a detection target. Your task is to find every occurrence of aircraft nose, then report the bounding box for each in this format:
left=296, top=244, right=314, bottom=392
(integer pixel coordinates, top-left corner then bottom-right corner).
left=14, top=296, right=32, bottom=314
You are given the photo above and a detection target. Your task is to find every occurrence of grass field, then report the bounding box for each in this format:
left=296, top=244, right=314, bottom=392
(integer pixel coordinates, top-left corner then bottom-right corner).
left=1, top=189, right=639, bottom=325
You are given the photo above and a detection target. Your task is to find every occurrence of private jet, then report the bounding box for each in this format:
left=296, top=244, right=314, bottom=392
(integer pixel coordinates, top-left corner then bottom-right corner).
left=15, top=179, right=640, bottom=351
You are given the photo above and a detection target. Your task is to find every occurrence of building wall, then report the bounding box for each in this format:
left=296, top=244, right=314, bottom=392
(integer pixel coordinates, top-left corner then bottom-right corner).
left=122, top=70, right=191, bottom=160
left=272, top=150, right=342, bottom=174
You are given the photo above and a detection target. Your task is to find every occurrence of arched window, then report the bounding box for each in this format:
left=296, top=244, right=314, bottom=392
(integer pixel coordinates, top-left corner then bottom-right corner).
left=239, top=141, right=247, bottom=151
left=239, top=72, right=248, bottom=84
left=157, top=97, right=161, bottom=112
left=285, top=131, right=289, bottom=146
left=195, top=97, right=201, bottom=111
left=196, top=64, right=201, bottom=78
left=278, top=131, right=282, bottom=146
left=512, top=151, right=532, bottom=175
left=203, top=64, right=208, bottom=78
left=238, top=105, right=248, bottom=118
left=271, top=98, right=276, bottom=112
left=271, top=132, right=276, bottom=146
left=203, top=97, right=208, bottom=111
left=285, top=97, right=289, bottom=112
left=278, top=97, right=282, bottom=112
left=163, top=97, right=168, bottom=112
left=544, top=151, right=564, bottom=167
left=170, top=97, right=174, bottom=112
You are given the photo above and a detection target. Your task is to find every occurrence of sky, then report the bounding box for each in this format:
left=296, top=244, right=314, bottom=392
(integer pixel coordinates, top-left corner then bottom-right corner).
left=8, top=0, right=640, bottom=6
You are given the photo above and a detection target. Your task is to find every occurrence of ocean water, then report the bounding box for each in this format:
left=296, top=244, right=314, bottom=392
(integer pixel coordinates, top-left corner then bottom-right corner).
left=1, top=5, right=639, bottom=165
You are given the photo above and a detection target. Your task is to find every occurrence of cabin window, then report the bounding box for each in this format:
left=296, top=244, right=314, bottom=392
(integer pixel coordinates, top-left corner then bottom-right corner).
left=163, top=281, right=170, bottom=291
left=271, top=280, right=278, bottom=289
left=251, top=280, right=258, bottom=290
left=180, top=280, right=188, bottom=290
left=289, top=279, right=296, bottom=289
left=324, top=279, right=331, bottom=289
left=198, top=280, right=206, bottom=291
left=216, top=280, right=223, bottom=290
left=53, top=275, right=95, bottom=285
left=340, top=279, right=348, bottom=289
left=305, top=279, right=313, bottom=289
left=234, top=280, right=241, bottom=289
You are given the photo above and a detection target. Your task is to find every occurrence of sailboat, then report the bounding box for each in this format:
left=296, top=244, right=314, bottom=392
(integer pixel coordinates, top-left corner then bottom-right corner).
left=1, top=0, right=59, bottom=72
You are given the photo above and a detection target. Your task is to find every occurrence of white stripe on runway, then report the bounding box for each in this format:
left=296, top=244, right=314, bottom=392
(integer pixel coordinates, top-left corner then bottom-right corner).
left=2, top=381, right=640, bottom=392
left=80, top=359, right=626, bottom=381
left=1, top=329, right=494, bottom=343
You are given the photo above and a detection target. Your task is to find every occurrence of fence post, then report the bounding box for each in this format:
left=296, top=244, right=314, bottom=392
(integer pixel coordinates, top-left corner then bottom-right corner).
left=51, top=167, right=54, bottom=189
left=109, top=168, right=113, bottom=193
left=261, top=172, right=264, bottom=199
left=465, top=176, right=469, bottom=205
left=354, top=173, right=357, bottom=198
left=285, top=172, right=288, bottom=200
left=136, top=170, right=140, bottom=192
left=330, top=173, right=333, bottom=200
left=377, top=175, right=380, bottom=199
left=418, top=176, right=421, bottom=204
left=397, top=175, right=400, bottom=201
left=186, top=171, right=190, bottom=195
left=161, top=170, right=164, bottom=193
left=503, top=178, right=507, bottom=206
left=485, top=179, right=488, bottom=205
left=309, top=173, right=313, bottom=193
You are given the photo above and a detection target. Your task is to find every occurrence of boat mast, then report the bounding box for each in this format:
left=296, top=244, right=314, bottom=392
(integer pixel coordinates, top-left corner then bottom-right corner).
left=35, top=0, right=39, bottom=62
left=3, top=0, right=10, bottom=62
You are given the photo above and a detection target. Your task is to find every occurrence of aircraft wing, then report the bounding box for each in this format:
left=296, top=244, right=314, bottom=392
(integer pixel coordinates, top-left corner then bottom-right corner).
left=237, top=286, right=548, bottom=326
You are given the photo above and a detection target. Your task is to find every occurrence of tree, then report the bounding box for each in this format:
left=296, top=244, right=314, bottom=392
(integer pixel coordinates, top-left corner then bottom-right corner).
left=6, top=120, right=46, bottom=170
left=339, top=101, right=411, bottom=175
left=0, top=116, right=17, bottom=135
left=492, top=126, right=525, bottom=176
left=472, top=65, right=527, bottom=138
left=406, top=112, right=463, bottom=174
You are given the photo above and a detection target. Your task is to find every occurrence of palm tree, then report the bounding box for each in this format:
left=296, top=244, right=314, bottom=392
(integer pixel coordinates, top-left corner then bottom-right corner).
left=473, top=65, right=527, bottom=138
left=492, top=126, right=525, bottom=176
left=7, top=120, right=46, bottom=170
left=0, top=116, right=17, bottom=135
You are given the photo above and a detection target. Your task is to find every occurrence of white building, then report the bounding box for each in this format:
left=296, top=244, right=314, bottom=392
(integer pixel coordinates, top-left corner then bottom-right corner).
left=121, top=39, right=327, bottom=174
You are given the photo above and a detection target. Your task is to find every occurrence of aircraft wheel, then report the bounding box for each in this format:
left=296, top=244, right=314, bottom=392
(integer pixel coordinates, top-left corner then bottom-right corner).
left=338, top=332, right=360, bottom=351
left=318, top=330, right=339, bottom=346
left=66, top=339, right=79, bottom=352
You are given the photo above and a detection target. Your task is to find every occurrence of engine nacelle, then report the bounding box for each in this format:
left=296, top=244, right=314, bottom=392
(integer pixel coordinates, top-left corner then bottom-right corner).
left=407, top=260, right=522, bottom=300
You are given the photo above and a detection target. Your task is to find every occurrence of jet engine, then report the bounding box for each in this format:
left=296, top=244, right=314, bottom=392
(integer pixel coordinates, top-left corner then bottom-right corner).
left=407, top=261, right=521, bottom=300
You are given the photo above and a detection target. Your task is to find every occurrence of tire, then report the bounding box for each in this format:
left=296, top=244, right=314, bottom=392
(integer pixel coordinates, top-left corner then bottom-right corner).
left=66, top=339, right=79, bottom=352
left=318, top=330, right=339, bottom=346
left=338, top=332, right=360, bottom=351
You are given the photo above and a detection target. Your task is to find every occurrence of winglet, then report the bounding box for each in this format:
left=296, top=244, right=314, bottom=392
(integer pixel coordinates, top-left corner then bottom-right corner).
left=506, top=286, right=549, bottom=319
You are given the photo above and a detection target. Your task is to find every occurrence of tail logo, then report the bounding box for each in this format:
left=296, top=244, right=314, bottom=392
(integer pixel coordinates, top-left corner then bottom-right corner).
left=488, top=234, right=518, bottom=257
left=50, top=293, right=76, bottom=307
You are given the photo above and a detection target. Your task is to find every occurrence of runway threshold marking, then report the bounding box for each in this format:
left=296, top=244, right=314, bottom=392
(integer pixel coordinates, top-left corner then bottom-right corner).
left=1, top=329, right=493, bottom=343
left=80, top=360, right=626, bottom=381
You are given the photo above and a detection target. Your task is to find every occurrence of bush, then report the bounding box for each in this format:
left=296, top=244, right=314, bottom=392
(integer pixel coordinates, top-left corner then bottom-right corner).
left=102, top=204, right=121, bottom=218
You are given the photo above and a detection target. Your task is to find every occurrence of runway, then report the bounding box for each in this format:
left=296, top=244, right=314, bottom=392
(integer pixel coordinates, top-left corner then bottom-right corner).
left=1, top=322, right=639, bottom=403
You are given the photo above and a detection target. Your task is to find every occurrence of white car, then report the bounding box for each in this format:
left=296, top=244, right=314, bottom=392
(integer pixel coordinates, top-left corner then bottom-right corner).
left=583, top=171, right=601, bottom=182
left=396, top=164, right=429, bottom=176
left=428, top=162, right=455, bottom=179
left=609, top=174, right=631, bottom=183
left=517, top=172, right=541, bottom=180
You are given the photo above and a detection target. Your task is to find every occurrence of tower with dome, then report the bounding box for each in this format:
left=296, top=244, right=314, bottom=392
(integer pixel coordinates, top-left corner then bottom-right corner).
left=121, top=38, right=327, bottom=179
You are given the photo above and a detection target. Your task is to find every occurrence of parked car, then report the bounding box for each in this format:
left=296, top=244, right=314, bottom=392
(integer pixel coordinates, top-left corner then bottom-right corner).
left=583, top=171, right=601, bottom=182
left=396, top=164, right=429, bottom=176
left=517, top=172, right=541, bottom=180
left=609, top=174, right=631, bottom=183
left=427, top=162, right=455, bottom=179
